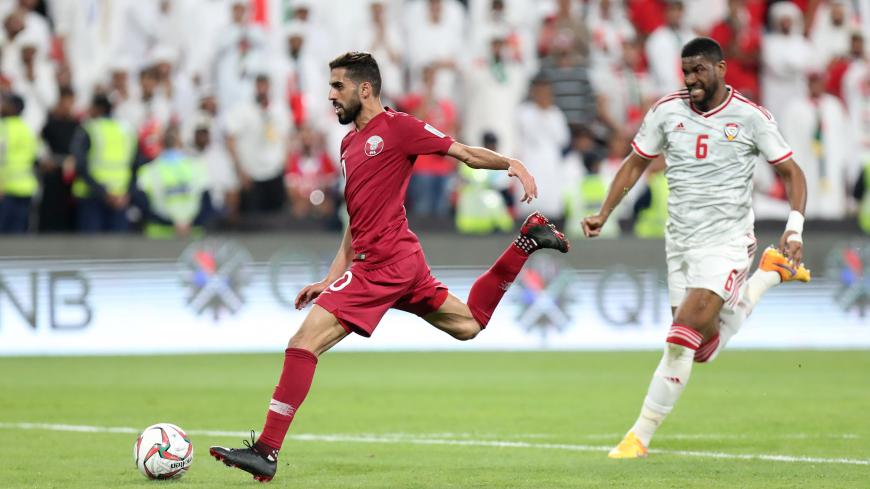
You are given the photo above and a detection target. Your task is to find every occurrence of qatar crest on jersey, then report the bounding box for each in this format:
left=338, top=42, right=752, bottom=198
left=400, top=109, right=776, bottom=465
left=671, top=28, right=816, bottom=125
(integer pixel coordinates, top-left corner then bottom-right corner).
left=364, top=135, right=385, bottom=156
left=724, top=123, right=740, bottom=141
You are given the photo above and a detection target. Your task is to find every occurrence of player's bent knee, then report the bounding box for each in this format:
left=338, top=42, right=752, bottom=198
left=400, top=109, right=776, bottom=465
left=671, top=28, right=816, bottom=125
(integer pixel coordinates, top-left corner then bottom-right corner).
left=451, top=320, right=481, bottom=341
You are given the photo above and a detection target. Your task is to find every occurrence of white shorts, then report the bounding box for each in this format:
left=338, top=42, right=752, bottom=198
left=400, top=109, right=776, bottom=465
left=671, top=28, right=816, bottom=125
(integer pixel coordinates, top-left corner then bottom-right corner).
left=666, top=233, right=757, bottom=310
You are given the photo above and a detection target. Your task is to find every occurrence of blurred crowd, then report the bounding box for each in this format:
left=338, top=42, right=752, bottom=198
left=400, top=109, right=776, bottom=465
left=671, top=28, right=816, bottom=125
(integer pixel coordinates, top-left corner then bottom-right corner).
left=0, top=0, right=869, bottom=238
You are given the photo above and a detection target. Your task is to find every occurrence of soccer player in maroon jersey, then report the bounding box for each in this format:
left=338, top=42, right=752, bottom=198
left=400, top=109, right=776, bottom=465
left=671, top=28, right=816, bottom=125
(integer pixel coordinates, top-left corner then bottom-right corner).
left=209, top=52, right=570, bottom=482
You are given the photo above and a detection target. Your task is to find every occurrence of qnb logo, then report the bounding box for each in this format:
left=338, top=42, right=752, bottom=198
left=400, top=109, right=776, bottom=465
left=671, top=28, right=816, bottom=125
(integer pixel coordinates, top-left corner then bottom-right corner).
left=663, top=376, right=682, bottom=385
left=512, top=255, right=575, bottom=342
left=179, top=240, right=252, bottom=320
left=364, top=135, right=384, bottom=156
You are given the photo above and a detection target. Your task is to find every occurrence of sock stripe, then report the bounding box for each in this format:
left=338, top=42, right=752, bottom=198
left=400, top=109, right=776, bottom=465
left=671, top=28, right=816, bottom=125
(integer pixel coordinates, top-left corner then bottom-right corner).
left=694, top=334, right=720, bottom=362
left=268, top=398, right=296, bottom=417
left=666, top=324, right=703, bottom=350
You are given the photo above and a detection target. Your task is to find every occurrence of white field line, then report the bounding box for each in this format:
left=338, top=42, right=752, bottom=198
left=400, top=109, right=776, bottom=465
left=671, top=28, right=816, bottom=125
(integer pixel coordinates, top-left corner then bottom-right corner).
left=576, top=433, right=862, bottom=441
left=0, top=422, right=867, bottom=467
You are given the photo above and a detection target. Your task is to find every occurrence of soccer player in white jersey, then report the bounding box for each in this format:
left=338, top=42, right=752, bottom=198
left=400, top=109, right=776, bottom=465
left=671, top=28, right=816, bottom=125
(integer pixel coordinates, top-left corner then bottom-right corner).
left=582, top=37, right=812, bottom=458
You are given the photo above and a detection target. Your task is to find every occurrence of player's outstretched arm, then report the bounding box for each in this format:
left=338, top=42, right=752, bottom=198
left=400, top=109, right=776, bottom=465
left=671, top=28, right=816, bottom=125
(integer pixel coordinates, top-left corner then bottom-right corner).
left=446, top=142, right=537, bottom=203
left=295, top=226, right=354, bottom=309
left=582, top=151, right=653, bottom=238
left=773, top=159, right=808, bottom=266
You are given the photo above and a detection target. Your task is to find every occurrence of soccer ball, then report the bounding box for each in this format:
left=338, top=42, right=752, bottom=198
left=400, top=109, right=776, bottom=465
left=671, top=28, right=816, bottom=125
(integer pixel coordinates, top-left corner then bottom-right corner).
left=133, top=423, right=194, bottom=479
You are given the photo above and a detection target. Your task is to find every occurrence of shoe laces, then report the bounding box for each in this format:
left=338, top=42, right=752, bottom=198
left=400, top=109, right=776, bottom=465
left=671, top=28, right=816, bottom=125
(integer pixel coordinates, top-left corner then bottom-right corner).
left=242, top=430, right=257, bottom=450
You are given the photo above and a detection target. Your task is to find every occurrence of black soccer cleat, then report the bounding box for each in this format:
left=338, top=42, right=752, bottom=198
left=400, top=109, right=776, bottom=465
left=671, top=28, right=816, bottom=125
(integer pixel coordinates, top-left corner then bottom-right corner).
left=516, top=212, right=570, bottom=254
left=210, top=432, right=277, bottom=483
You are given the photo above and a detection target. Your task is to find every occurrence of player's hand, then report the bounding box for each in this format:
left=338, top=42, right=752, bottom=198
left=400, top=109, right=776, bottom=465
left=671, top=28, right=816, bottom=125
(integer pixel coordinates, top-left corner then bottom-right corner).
left=295, top=280, right=329, bottom=310
left=507, top=159, right=537, bottom=203
left=779, top=231, right=803, bottom=267
left=582, top=214, right=607, bottom=238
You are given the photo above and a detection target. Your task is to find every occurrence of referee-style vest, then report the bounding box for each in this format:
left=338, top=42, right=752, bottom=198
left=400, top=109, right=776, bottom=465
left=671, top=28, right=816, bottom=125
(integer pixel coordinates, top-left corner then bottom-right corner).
left=634, top=172, right=669, bottom=239
left=72, top=118, right=135, bottom=198
left=565, top=174, right=619, bottom=238
left=0, top=116, right=38, bottom=197
left=455, top=165, right=513, bottom=234
left=860, top=163, right=870, bottom=235
left=137, top=152, right=208, bottom=239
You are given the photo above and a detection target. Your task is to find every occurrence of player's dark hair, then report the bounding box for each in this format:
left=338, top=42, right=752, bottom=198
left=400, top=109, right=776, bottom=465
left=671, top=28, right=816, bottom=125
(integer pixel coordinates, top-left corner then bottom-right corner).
left=329, top=52, right=382, bottom=96
left=681, top=37, right=724, bottom=64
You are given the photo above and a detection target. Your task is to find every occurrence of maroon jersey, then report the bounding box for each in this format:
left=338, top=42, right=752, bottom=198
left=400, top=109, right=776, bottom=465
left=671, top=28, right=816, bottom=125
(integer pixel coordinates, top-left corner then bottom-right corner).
left=339, top=108, right=454, bottom=269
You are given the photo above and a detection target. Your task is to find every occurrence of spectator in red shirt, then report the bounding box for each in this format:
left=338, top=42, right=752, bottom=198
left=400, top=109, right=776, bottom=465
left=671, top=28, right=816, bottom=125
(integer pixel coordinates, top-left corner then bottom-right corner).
left=285, top=124, right=337, bottom=219
left=827, top=31, right=865, bottom=100
left=710, top=0, right=762, bottom=100
left=627, top=0, right=666, bottom=38
left=398, top=64, right=458, bottom=218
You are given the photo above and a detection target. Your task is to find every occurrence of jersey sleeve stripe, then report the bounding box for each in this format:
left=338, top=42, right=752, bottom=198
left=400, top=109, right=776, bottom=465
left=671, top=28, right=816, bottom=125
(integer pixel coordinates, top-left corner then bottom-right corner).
left=768, top=151, right=793, bottom=165
left=631, top=141, right=659, bottom=159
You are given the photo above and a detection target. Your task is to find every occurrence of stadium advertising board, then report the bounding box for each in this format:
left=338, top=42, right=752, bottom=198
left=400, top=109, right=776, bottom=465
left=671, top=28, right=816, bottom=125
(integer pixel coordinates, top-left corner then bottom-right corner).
left=1, top=239, right=868, bottom=355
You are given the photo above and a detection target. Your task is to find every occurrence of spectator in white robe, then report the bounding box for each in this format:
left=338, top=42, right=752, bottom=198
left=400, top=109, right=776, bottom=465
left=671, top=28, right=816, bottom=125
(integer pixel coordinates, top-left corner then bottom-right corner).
left=761, top=1, right=813, bottom=122
left=515, top=75, right=571, bottom=219
left=212, top=0, right=270, bottom=113
left=463, top=29, right=529, bottom=156
left=782, top=71, right=852, bottom=219
left=842, top=36, right=870, bottom=180
left=404, top=0, right=466, bottom=100
left=7, top=31, right=57, bottom=132
left=810, top=0, right=859, bottom=68
left=645, top=0, right=698, bottom=96
left=355, top=0, right=405, bottom=103
left=586, top=0, right=636, bottom=73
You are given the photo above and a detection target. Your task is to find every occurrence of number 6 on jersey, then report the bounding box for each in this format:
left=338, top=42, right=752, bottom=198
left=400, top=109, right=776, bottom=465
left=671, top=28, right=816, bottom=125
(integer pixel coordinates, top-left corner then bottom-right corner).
left=695, top=134, right=708, bottom=159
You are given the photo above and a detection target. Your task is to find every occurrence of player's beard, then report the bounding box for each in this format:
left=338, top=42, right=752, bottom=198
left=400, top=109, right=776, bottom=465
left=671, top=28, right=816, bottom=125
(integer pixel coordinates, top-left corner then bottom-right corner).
left=690, top=79, right=720, bottom=108
left=336, top=95, right=362, bottom=125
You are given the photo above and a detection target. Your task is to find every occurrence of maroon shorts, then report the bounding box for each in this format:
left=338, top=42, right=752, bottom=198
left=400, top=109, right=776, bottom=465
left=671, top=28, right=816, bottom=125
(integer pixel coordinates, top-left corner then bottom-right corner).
left=315, top=250, right=449, bottom=337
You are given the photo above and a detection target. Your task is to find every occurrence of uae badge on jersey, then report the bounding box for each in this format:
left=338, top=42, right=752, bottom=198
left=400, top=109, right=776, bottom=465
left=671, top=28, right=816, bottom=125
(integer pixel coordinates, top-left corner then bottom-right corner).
left=724, top=123, right=740, bottom=141
left=365, top=135, right=385, bottom=156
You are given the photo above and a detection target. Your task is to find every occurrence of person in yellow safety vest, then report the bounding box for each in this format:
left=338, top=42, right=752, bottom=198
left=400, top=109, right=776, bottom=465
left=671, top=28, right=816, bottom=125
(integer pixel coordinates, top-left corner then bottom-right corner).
left=70, top=94, right=141, bottom=232
left=133, top=125, right=212, bottom=239
left=0, top=94, right=38, bottom=233
left=455, top=132, right=514, bottom=234
left=633, top=158, right=669, bottom=239
left=852, top=158, right=870, bottom=234
left=564, top=157, right=620, bottom=238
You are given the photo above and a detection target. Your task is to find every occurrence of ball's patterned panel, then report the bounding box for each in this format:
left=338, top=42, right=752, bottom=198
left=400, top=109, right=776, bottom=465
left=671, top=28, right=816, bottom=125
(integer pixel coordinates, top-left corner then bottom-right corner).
left=133, top=423, right=194, bottom=479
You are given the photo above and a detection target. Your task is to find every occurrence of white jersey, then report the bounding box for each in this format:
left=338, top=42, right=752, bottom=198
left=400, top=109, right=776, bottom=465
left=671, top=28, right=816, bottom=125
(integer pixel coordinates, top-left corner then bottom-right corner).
left=631, top=87, right=793, bottom=247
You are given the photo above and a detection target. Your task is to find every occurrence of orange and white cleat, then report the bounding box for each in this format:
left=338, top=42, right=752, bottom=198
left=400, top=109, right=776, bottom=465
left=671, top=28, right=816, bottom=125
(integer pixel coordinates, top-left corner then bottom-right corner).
left=608, top=432, right=648, bottom=459
left=758, top=246, right=811, bottom=283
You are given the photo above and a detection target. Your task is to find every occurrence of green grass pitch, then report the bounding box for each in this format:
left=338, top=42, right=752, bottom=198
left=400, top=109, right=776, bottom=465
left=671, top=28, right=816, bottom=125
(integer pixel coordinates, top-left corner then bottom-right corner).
left=1, top=351, right=868, bottom=488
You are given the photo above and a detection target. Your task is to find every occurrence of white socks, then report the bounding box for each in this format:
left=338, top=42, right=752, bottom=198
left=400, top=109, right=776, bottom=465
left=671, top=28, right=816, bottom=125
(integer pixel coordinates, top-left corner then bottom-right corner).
left=743, top=270, right=781, bottom=310
left=627, top=269, right=782, bottom=447
left=714, top=269, right=781, bottom=359
left=630, top=343, right=696, bottom=447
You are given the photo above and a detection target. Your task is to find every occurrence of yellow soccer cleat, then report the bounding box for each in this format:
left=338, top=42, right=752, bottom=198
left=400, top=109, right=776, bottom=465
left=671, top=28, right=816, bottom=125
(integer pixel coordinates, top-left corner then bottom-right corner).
left=608, top=432, right=648, bottom=459
left=758, top=246, right=811, bottom=283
